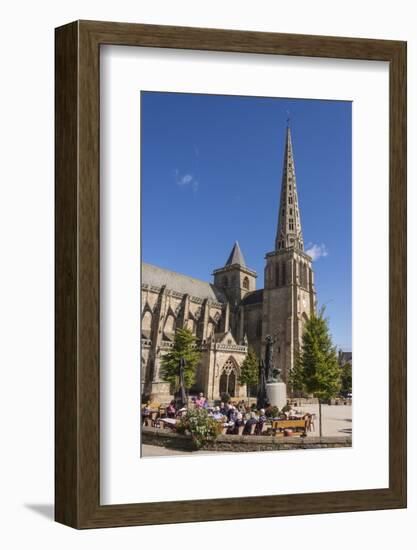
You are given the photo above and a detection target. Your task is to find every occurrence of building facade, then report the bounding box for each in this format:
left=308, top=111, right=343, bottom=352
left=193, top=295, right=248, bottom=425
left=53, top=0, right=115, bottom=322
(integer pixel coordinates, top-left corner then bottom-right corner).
left=141, top=124, right=317, bottom=402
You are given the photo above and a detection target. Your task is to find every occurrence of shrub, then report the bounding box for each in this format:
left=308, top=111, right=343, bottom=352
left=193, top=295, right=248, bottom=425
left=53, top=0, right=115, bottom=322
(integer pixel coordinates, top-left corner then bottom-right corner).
left=265, top=406, right=279, bottom=418
left=177, top=408, right=222, bottom=448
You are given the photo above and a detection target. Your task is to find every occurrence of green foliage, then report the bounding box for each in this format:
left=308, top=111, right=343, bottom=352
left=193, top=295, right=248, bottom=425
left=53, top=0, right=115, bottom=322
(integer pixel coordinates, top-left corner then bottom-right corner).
left=289, top=353, right=305, bottom=395
left=177, top=408, right=222, bottom=448
left=160, top=328, right=201, bottom=390
left=296, top=308, right=341, bottom=400
left=239, top=348, right=259, bottom=395
left=340, top=362, right=352, bottom=394
left=265, top=406, right=279, bottom=418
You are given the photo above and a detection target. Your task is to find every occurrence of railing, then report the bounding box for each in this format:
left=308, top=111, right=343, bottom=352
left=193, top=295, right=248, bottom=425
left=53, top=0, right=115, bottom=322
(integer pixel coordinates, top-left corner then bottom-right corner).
left=141, top=339, right=247, bottom=353
left=214, top=343, right=247, bottom=352
left=159, top=340, right=175, bottom=350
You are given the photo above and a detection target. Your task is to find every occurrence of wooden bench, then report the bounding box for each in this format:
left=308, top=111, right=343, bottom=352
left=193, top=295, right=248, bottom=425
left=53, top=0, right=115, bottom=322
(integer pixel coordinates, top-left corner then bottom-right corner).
left=270, top=418, right=308, bottom=437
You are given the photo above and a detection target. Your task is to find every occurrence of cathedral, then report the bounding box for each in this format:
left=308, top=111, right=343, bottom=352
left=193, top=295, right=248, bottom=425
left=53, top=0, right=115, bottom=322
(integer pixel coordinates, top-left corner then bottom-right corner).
left=141, top=124, right=317, bottom=402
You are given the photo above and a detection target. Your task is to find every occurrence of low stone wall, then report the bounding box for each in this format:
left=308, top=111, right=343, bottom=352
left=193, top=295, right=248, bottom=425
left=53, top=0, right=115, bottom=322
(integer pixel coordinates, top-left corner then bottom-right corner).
left=142, top=427, right=352, bottom=453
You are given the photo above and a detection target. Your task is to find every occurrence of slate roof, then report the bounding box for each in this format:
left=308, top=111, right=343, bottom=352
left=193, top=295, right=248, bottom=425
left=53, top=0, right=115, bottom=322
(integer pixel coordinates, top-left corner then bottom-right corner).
left=142, top=262, right=227, bottom=303
left=241, top=289, right=264, bottom=306
left=225, top=241, right=246, bottom=267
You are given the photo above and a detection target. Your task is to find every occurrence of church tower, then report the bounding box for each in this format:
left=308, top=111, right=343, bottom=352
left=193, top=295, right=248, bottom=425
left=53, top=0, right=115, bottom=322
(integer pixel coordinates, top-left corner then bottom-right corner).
left=213, top=242, right=257, bottom=307
left=262, top=123, right=316, bottom=383
left=213, top=242, right=257, bottom=338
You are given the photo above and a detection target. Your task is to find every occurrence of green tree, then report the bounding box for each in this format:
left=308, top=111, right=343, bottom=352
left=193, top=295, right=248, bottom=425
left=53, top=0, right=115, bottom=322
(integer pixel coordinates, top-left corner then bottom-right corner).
left=239, top=348, right=259, bottom=396
left=297, top=308, right=341, bottom=436
left=340, top=362, right=352, bottom=395
left=160, top=328, right=201, bottom=391
left=289, top=352, right=305, bottom=396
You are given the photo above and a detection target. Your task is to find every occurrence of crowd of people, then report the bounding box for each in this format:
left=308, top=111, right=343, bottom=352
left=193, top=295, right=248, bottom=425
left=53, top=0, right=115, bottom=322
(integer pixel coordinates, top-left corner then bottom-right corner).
left=142, top=392, right=307, bottom=436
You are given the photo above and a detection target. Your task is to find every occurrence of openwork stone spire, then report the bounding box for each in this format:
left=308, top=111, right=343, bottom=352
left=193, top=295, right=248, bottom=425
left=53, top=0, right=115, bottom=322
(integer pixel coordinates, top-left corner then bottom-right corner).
left=275, top=125, right=304, bottom=251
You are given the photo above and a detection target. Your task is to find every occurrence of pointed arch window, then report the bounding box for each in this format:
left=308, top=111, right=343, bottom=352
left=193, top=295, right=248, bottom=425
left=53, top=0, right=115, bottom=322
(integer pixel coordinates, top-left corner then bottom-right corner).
left=219, top=359, right=238, bottom=397
left=141, top=310, right=153, bottom=339
left=163, top=314, right=176, bottom=341
left=242, top=276, right=250, bottom=290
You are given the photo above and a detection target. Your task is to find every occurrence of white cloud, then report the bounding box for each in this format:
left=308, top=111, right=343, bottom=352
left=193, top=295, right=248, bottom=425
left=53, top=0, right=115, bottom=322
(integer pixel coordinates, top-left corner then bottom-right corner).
left=305, top=243, right=328, bottom=261
left=174, top=170, right=199, bottom=191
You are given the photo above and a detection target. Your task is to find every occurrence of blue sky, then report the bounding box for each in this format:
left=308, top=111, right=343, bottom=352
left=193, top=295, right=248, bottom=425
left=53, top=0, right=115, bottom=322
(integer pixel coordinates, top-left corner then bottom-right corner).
left=141, top=92, right=352, bottom=351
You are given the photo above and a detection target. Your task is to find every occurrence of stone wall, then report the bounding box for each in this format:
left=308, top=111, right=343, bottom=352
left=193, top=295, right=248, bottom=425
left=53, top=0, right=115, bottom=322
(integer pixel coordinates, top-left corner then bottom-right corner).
left=142, top=427, right=351, bottom=453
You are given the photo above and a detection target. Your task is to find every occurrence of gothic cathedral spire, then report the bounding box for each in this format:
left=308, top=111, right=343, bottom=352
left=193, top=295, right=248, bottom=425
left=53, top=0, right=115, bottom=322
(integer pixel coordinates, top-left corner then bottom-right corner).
left=275, top=124, right=304, bottom=252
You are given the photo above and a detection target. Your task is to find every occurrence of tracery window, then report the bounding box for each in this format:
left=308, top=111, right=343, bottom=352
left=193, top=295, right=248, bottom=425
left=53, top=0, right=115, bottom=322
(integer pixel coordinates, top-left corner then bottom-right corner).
left=219, top=359, right=237, bottom=397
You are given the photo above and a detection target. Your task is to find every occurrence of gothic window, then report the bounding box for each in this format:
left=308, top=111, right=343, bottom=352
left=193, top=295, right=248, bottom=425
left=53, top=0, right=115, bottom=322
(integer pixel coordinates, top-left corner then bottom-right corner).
left=289, top=219, right=294, bottom=231
left=187, top=317, right=196, bottom=333
left=141, top=310, right=153, bottom=339
left=163, top=314, right=176, bottom=341
left=222, top=276, right=228, bottom=287
left=219, top=359, right=237, bottom=397
left=243, top=276, right=249, bottom=290
left=207, top=322, right=215, bottom=338
left=288, top=196, right=293, bottom=204
left=289, top=208, right=293, bottom=215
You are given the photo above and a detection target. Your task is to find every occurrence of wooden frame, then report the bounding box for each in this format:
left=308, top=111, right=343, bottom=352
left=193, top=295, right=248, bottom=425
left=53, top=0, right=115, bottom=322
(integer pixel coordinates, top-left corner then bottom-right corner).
left=55, top=20, right=407, bottom=528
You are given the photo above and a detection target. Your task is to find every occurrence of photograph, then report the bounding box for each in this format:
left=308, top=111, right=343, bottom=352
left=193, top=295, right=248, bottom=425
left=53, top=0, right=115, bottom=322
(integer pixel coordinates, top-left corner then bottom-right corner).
left=140, top=91, right=352, bottom=457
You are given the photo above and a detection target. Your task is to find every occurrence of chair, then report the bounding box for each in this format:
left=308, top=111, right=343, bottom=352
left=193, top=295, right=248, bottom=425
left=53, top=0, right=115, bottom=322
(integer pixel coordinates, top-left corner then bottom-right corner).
left=150, top=411, right=159, bottom=427
left=308, top=413, right=316, bottom=432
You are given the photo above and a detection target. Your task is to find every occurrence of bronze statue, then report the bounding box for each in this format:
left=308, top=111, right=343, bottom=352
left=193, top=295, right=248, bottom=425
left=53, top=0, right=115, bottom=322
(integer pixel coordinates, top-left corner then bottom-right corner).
left=265, top=335, right=282, bottom=383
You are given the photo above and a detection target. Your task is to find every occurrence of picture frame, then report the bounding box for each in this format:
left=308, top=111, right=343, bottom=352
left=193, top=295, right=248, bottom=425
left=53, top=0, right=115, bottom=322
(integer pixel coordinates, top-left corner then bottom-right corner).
left=55, top=20, right=407, bottom=528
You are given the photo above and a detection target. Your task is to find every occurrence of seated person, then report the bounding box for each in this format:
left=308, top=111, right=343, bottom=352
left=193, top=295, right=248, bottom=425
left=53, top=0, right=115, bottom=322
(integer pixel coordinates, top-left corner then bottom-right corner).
left=212, top=406, right=224, bottom=421
left=233, top=412, right=245, bottom=434
left=219, top=401, right=227, bottom=416
left=195, top=392, right=207, bottom=409
left=166, top=400, right=176, bottom=418
left=142, top=403, right=151, bottom=425
left=243, top=412, right=258, bottom=434
left=237, top=400, right=246, bottom=413
left=227, top=405, right=238, bottom=422
left=256, top=408, right=267, bottom=434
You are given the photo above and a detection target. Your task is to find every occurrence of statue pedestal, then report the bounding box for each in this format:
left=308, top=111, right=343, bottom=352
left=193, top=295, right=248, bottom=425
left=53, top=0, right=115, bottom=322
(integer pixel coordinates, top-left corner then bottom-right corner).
left=266, top=382, right=287, bottom=410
